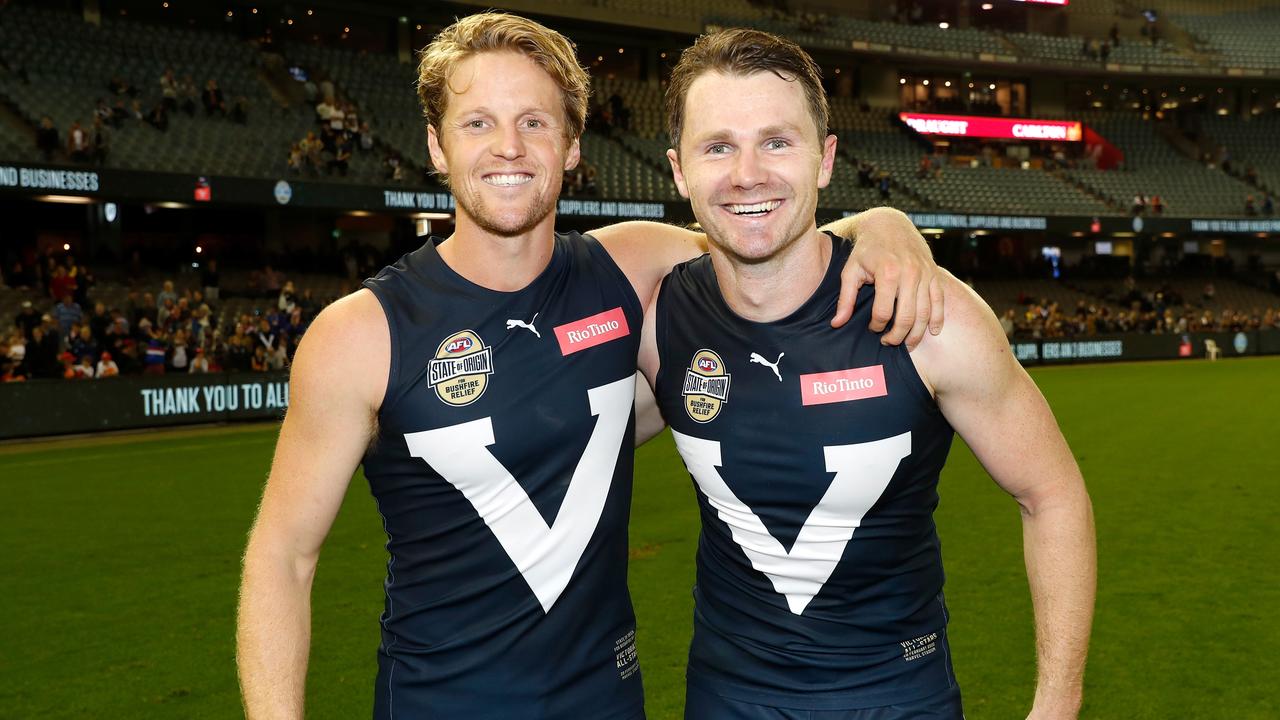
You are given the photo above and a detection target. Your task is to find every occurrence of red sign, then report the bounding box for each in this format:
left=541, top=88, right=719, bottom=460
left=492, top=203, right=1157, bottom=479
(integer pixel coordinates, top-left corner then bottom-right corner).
left=193, top=185, right=212, bottom=201
left=900, top=113, right=1083, bottom=142
left=800, top=366, right=888, bottom=406
left=1012, top=0, right=1069, bottom=5
left=554, top=307, right=629, bottom=356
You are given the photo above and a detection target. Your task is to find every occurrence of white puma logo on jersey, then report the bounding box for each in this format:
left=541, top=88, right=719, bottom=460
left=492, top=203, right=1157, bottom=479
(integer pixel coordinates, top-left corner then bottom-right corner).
left=672, top=430, right=910, bottom=615
left=749, top=352, right=785, bottom=382
left=506, top=313, right=541, bottom=338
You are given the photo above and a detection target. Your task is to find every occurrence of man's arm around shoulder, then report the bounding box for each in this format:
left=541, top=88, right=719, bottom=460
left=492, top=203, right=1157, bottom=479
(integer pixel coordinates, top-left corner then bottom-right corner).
left=911, top=273, right=1096, bottom=720
left=237, top=289, right=389, bottom=719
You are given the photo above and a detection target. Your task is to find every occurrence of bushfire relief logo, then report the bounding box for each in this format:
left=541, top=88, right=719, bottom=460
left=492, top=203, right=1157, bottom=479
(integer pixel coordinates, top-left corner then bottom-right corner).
left=429, top=330, right=494, bottom=406
left=682, top=349, right=731, bottom=423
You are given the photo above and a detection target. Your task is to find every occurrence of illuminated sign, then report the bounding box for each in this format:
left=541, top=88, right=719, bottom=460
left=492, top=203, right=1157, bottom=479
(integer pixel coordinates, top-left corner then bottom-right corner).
left=0, top=164, right=100, bottom=192
left=1012, top=0, right=1069, bottom=5
left=899, top=113, right=1083, bottom=142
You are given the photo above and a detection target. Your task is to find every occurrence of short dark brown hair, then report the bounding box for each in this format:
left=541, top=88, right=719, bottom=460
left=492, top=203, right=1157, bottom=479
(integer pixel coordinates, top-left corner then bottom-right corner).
left=665, top=28, right=829, bottom=152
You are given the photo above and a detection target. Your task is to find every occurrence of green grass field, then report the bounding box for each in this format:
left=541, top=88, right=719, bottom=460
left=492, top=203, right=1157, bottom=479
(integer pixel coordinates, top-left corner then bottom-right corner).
left=1, top=357, right=1277, bottom=719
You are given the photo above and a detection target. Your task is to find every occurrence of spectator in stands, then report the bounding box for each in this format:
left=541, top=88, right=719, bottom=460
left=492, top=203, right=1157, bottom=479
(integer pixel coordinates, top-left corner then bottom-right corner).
left=287, top=142, right=305, bottom=173
left=109, top=98, right=129, bottom=127
left=179, top=74, right=199, bottom=116
left=74, top=354, right=96, bottom=379
left=1109, top=23, right=1120, bottom=46
left=267, top=334, right=289, bottom=370
left=129, top=99, right=145, bottom=123
left=108, top=75, right=137, bottom=97
left=24, top=325, right=55, bottom=378
left=583, top=162, right=598, bottom=196
left=383, top=152, right=404, bottom=181
left=53, top=295, right=83, bottom=338
left=1, top=359, right=26, bottom=383
left=301, top=131, right=323, bottom=172
left=202, top=260, right=220, bottom=302
left=1264, top=195, right=1275, bottom=216
left=878, top=173, right=891, bottom=201
left=250, top=344, right=269, bottom=372
left=328, top=136, right=352, bottom=176
left=277, top=281, right=298, bottom=314
left=157, top=280, right=178, bottom=309
left=344, top=105, right=359, bottom=135
left=999, top=309, right=1016, bottom=339
left=189, top=347, right=210, bottom=373
left=226, top=332, right=251, bottom=372
left=160, top=67, right=179, bottom=109
left=91, top=117, right=110, bottom=164
left=67, top=120, right=89, bottom=162
left=144, top=337, right=167, bottom=374
left=1099, top=41, right=1111, bottom=63
left=94, top=98, right=114, bottom=127
left=1131, top=194, right=1146, bottom=216
left=358, top=121, right=374, bottom=152
left=328, top=103, right=347, bottom=135
left=231, top=96, right=249, bottom=124
left=5, top=331, right=25, bottom=374
left=1150, top=195, right=1164, bottom=215
left=157, top=297, right=177, bottom=330
left=315, top=97, right=336, bottom=125
left=203, top=79, right=227, bottom=116
left=69, top=324, right=98, bottom=363
left=255, top=317, right=277, bottom=353
left=87, top=301, right=111, bottom=341
left=95, top=351, right=119, bottom=378
left=1245, top=195, right=1257, bottom=216
left=146, top=101, right=170, bottom=132
left=36, top=116, right=60, bottom=161
left=169, top=329, right=191, bottom=372
left=15, top=300, right=40, bottom=340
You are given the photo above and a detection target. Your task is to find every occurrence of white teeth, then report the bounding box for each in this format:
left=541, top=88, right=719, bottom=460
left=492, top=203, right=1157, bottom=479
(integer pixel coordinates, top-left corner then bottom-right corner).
left=484, top=173, right=532, bottom=186
left=728, top=200, right=781, bottom=215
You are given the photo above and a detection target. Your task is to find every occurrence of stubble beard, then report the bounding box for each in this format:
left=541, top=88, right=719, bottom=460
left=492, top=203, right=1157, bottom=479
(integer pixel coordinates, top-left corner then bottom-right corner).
left=456, top=176, right=558, bottom=238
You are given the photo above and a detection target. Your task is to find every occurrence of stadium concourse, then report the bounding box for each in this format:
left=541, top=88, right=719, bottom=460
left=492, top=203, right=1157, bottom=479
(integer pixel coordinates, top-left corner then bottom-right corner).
left=0, top=0, right=1278, bottom=718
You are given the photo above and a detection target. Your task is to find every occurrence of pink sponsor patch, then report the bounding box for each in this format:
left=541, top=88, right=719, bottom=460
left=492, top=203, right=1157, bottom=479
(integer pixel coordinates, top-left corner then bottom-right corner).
left=554, top=307, right=630, bottom=356
left=800, top=365, right=888, bottom=406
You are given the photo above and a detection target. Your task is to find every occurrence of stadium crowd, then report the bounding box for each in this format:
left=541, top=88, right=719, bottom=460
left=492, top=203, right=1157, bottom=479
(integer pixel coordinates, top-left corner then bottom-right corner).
left=1002, top=278, right=1280, bottom=340
left=2, top=253, right=332, bottom=383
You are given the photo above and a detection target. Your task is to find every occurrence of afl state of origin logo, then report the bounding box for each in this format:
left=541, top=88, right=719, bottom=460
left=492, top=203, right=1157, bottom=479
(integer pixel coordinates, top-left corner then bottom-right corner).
left=428, top=330, right=494, bottom=406
left=682, top=349, right=731, bottom=423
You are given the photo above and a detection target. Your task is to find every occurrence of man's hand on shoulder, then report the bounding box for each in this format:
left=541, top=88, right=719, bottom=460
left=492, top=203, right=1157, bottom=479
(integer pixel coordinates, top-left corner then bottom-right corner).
left=820, top=207, right=943, bottom=348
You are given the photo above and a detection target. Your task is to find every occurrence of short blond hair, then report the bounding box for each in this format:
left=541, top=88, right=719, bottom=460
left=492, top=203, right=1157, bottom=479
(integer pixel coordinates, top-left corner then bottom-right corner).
left=417, top=12, right=589, bottom=144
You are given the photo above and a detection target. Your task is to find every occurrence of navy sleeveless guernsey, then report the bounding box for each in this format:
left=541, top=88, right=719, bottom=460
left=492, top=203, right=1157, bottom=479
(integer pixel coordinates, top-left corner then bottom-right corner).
left=360, top=231, right=644, bottom=720
left=653, top=233, right=958, bottom=710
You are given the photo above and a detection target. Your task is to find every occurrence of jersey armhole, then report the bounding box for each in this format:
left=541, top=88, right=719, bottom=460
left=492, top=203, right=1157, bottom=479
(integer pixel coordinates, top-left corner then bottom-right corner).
left=582, top=231, right=645, bottom=325
left=652, top=272, right=674, bottom=394
left=890, top=343, right=942, bottom=418
left=359, top=278, right=401, bottom=417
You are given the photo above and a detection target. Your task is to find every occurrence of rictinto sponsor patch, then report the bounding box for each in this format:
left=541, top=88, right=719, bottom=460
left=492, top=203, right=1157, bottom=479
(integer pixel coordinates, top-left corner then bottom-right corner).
left=553, top=307, right=630, bottom=356
left=799, top=365, right=887, bottom=406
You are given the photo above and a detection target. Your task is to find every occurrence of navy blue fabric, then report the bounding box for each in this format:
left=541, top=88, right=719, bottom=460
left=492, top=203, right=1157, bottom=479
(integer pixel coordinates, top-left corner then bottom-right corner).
left=360, top=232, right=644, bottom=719
left=654, top=234, right=957, bottom=709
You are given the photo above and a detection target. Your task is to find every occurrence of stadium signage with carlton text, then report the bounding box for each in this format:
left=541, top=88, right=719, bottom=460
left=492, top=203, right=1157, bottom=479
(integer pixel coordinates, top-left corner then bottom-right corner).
left=0, top=372, right=290, bottom=440
left=900, top=113, right=1083, bottom=142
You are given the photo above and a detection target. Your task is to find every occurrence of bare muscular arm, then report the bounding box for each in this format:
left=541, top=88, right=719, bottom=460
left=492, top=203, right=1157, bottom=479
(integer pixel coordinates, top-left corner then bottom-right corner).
left=236, top=289, right=389, bottom=719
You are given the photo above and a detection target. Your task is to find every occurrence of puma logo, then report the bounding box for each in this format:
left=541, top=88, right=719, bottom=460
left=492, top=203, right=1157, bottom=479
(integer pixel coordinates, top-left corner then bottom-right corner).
left=749, top=352, right=785, bottom=382
left=506, top=313, right=540, bottom=338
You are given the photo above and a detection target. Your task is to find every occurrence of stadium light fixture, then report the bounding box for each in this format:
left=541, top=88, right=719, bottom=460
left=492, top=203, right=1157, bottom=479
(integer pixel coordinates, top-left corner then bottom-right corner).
left=899, top=78, right=907, bottom=84
left=989, top=83, right=996, bottom=90
left=64, top=243, right=71, bottom=251
left=944, top=81, right=951, bottom=87
left=981, top=3, right=994, bottom=9
left=162, top=2, right=169, bottom=8
left=344, top=26, right=350, bottom=32
left=923, top=79, right=930, bottom=86
left=36, top=195, right=95, bottom=205
left=938, top=22, right=950, bottom=29
left=251, top=8, right=257, bottom=13
left=307, top=9, right=313, bottom=15
left=196, top=246, right=203, bottom=254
